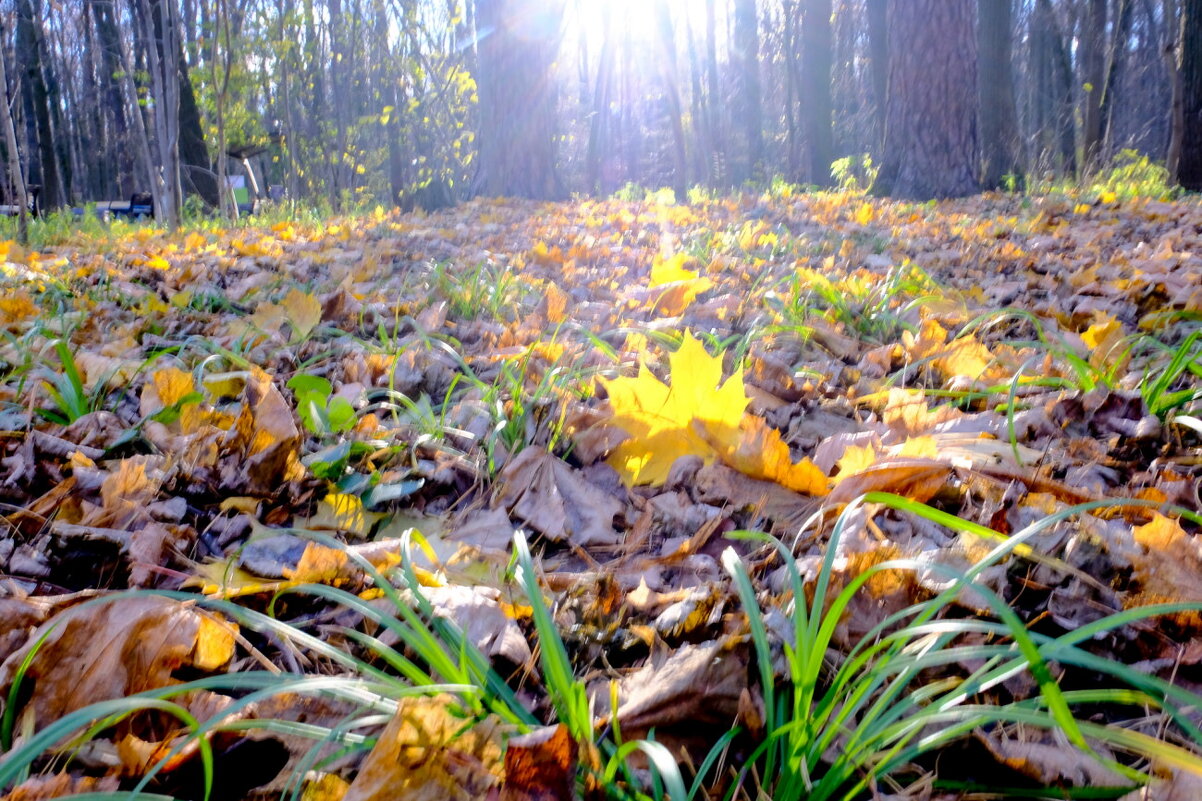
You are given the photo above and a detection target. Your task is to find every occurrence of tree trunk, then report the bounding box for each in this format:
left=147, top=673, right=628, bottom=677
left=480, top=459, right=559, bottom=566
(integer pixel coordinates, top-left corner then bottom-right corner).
left=147, top=0, right=217, bottom=208
left=1180, top=0, right=1202, bottom=188
left=1081, top=0, right=1107, bottom=170
left=704, top=0, right=725, bottom=185
left=872, top=0, right=979, bottom=199
left=653, top=0, right=688, bottom=198
left=731, top=0, right=763, bottom=183
left=15, top=0, right=62, bottom=209
left=800, top=0, right=833, bottom=186
left=1099, top=0, right=1134, bottom=159
left=0, top=26, right=29, bottom=243
left=1165, top=0, right=1184, bottom=181
left=866, top=0, right=888, bottom=151
left=978, top=0, right=1022, bottom=189
left=470, top=0, right=566, bottom=199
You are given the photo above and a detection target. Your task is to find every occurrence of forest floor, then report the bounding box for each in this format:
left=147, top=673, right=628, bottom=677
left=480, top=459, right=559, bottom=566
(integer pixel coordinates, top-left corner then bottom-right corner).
left=0, top=189, right=1201, bottom=800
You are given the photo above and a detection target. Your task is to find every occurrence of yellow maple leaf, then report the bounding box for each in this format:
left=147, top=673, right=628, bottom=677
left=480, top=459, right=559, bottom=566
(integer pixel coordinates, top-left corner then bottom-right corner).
left=281, top=287, right=323, bottom=340
left=647, top=253, right=714, bottom=316
left=601, top=331, right=748, bottom=486
left=853, top=203, right=875, bottom=225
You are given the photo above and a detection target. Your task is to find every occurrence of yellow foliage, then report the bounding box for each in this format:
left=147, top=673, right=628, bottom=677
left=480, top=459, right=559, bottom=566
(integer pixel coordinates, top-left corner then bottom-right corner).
left=602, top=332, right=828, bottom=494
left=601, top=331, right=748, bottom=486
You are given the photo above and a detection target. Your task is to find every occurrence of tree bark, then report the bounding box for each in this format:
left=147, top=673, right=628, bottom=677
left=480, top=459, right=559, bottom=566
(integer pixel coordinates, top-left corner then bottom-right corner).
left=1180, top=0, right=1202, bottom=188
left=1165, top=0, right=1184, bottom=181
left=1099, top=0, right=1134, bottom=159
left=1081, top=0, right=1107, bottom=170
left=978, top=0, right=1022, bottom=189
left=471, top=0, right=566, bottom=199
left=732, top=0, right=764, bottom=183
left=800, top=0, right=833, bottom=186
left=866, top=0, right=888, bottom=151
left=0, top=24, right=29, bottom=243
left=15, top=0, right=62, bottom=209
left=872, top=0, right=979, bottom=199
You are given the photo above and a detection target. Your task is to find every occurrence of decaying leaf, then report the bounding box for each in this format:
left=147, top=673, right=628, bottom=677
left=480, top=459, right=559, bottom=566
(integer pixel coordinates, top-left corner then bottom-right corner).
left=500, top=724, right=577, bottom=801
left=342, top=693, right=508, bottom=801
left=500, top=446, right=623, bottom=546
left=0, top=596, right=236, bottom=731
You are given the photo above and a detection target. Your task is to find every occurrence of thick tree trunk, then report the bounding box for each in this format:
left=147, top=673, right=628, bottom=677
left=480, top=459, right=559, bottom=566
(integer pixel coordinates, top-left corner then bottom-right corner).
left=978, top=0, right=1022, bottom=189
left=1081, top=0, right=1107, bottom=170
left=16, top=0, right=62, bottom=209
left=866, top=0, right=888, bottom=151
left=653, top=0, right=688, bottom=199
left=704, top=0, right=725, bottom=185
left=471, top=0, right=566, bottom=199
left=800, top=0, right=833, bottom=186
left=92, top=0, right=137, bottom=195
left=732, top=0, right=764, bottom=183
left=1180, top=0, right=1202, bottom=189
left=872, top=0, right=979, bottom=199
left=1165, top=0, right=1184, bottom=181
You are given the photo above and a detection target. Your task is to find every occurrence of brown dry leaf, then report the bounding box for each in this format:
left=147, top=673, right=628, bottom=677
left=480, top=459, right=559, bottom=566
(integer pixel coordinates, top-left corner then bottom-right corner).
left=128, top=522, right=195, bottom=587
left=239, top=368, right=304, bottom=493
left=826, top=458, right=951, bottom=505
left=975, top=728, right=1128, bottom=788
left=0, top=596, right=236, bottom=731
left=1127, top=513, right=1202, bottom=628
left=500, top=447, right=623, bottom=546
left=591, top=640, right=746, bottom=737
left=342, top=693, right=508, bottom=801
left=0, top=775, right=120, bottom=801
left=500, top=724, right=577, bottom=801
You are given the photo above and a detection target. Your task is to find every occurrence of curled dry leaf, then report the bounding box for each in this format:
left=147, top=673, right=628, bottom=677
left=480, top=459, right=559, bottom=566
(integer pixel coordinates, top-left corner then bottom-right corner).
left=500, top=446, right=623, bottom=546
left=0, top=595, right=237, bottom=732
left=500, top=724, right=577, bottom=801
left=342, top=693, right=509, bottom=801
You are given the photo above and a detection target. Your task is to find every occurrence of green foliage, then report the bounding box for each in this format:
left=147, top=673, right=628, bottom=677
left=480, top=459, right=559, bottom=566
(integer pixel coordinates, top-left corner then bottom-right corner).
left=37, top=339, right=102, bottom=425
left=720, top=494, right=1202, bottom=800
left=830, top=153, right=878, bottom=193
left=287, top=373, right=357, bottom=436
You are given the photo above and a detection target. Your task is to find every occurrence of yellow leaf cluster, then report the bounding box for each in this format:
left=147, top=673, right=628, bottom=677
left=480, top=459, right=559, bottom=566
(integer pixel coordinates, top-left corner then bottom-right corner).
left=602, top=331, right=828, bottom=494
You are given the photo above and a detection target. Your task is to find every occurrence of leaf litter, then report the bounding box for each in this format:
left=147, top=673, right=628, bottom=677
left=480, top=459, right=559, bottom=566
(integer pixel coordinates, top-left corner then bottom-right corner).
left=0, top=192, right=1199, bottom=798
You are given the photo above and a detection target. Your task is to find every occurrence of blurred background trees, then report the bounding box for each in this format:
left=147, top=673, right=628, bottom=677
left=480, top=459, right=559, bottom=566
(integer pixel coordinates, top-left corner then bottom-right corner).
left=0, top=0, right=1194, bottom=210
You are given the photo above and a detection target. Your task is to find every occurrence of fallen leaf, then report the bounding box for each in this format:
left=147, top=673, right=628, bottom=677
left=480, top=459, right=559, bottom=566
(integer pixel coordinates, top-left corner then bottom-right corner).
left=501, top=724, right=577, bottom=801
left=500, top=447, right=623, bottom=546
left=601, top=331, right=748, bottom=486
left=0, top=596, right=236, bottom=731
left=342, top=693, right=508, bottom=801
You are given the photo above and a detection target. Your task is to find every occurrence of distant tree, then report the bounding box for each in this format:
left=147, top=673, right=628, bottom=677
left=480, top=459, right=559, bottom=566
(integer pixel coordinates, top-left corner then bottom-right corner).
left=1180, top=0, right=1202, bottom=189
left=0, top=24, right=29, bottom=243
left=471, top=0, right=566, bottom=199
left=1081, top=0, right=1107, bottom=171
left=873, top=0, right=979, bottom=199
left=731, top=0, right=763, bottom=183
left=978, top=0, right=1021, bottom=189
left=16, top=0, right=63, bottom=209
left=801, top=0, right=833, bottom=186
